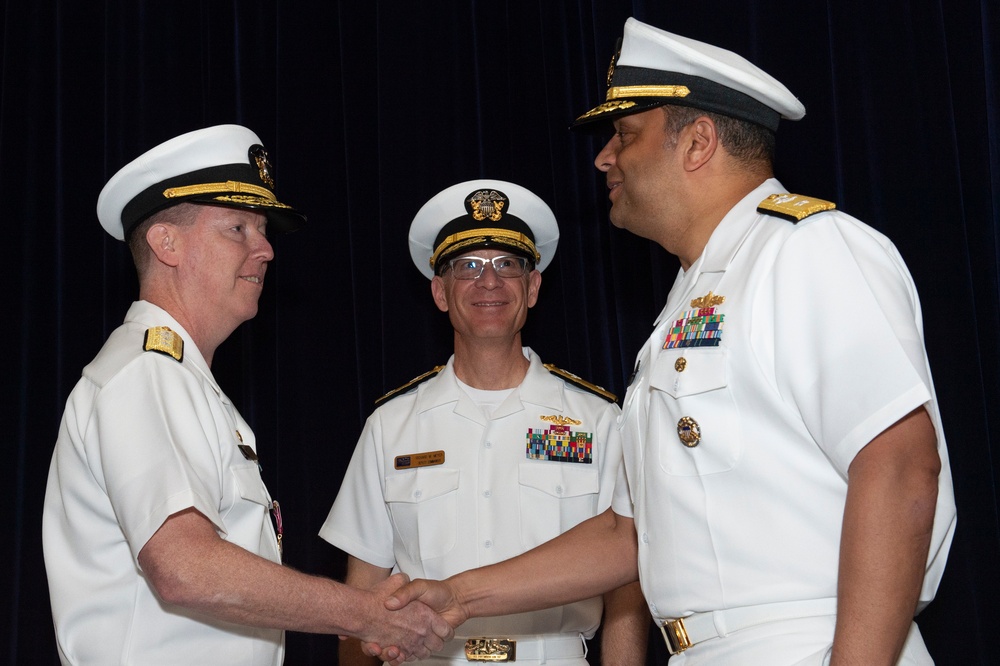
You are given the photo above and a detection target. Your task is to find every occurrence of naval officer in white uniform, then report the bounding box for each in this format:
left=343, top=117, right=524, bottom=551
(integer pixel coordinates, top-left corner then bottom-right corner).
left=321, top=180, right=649, bottom=665
left=42, top=125, right=452, bottom=665
left=376, top=18, right=956, bottom=666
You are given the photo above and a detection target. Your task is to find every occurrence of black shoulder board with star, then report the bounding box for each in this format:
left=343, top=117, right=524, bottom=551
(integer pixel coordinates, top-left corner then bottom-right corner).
left=375, top=365, right=446, bottom=407
left=757, top=193, right=836, bottom=223
left=142, top=326, right=184, bottom=362
left=544, top=363, right=617, bottom=403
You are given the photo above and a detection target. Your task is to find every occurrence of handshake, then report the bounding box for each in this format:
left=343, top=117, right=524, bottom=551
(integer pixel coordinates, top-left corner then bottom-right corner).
left=346, top=508, right=638, bottom=662
left=352, top=574, right=464, bottom=664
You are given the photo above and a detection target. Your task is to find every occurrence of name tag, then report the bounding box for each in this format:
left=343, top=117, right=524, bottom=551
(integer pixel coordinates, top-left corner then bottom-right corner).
left=394, top=450, right=445, bottom=470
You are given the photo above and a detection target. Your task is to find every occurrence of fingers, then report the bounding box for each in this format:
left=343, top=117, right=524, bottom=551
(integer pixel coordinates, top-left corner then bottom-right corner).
left=384, top=578, right=426, bottom=610
left=387, top=571, right=411, bottom=585
left=361, top=588, right=449, bottom=662
left=366, top=642, right=402, bottom=663
left=385, top=578, right=466, bottom=632
left=425, top=603, right=454, bottom=642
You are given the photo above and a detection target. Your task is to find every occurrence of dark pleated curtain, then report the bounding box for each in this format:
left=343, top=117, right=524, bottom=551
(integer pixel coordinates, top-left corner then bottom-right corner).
left=3, top=0, right=997, bottom=663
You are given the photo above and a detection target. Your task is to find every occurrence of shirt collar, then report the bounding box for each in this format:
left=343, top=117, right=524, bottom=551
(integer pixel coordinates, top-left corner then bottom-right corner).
left=124, top=300, right=221, bottom=396
left=414, top=347, right=564, bottom=417
left=654, top=178, right=785, bottom=327
left=697, top=177, right=786, bottom=273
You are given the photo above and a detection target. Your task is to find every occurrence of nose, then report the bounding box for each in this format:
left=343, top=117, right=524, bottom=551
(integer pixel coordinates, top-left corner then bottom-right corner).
left=474, top=262, right=501, bottom=288
left=253, top=227, right=274, bottom=262
left=594, top=136, right=616, bottom=172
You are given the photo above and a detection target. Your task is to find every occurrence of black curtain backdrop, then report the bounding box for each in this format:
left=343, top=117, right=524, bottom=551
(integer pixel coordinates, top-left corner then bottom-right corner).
left=3, top=1, right=998, bottom=664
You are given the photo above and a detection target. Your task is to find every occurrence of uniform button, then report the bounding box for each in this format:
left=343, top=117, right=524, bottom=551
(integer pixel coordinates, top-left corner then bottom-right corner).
left=485, top=440, right=493, bottom=449
left=483, top=490, right=492, bottom=498
left=674, top=357, right=687, bottom=372
left=484, top=540, right=493, bottom=549
left=555, top=485, right=564, bottom=495
left=642, top=532, right=649, bottom=544
left=413, top=490, right=423, bottom=500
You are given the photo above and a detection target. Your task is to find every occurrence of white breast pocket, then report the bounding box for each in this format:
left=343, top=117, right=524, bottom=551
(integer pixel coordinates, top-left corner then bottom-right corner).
left=648, top=347, right=742, bottom=476
left=517, top=463, right=600, bottom=549
left=229, top=464, right=280, bottom=562
left=384, top=468, right=460, bottom=562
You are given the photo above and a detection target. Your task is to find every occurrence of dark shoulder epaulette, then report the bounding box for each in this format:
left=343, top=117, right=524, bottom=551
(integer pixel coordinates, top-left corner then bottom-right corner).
left=544, top=363, right=617, bottom=403
left=375, top=365, right=446, bottom=407
left=142, top=326, right=184, bottom=362
left=757, top=193, right=836, bottom=223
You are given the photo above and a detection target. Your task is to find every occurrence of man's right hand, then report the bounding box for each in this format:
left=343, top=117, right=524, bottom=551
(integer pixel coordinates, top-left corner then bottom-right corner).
left=363, top=577, right=469, bottom=664
left=383, top=577, right=469, bottom=628
left=356, top=573, right=454, bottom=663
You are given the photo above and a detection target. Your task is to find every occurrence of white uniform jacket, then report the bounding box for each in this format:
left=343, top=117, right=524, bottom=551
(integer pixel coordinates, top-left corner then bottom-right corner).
left=321, top=348, right=624, bottom=641
left=612, top=178, right=956, bottom=623
left=43, top=300, right=282, bottom=666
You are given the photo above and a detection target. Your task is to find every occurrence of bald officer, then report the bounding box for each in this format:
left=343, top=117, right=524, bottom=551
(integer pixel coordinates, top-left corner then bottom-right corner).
left=379, top=19, right=957, bottom=666
left=42, top=125, right=451, bottom=665
left=321, top=180, right=649, bottom=665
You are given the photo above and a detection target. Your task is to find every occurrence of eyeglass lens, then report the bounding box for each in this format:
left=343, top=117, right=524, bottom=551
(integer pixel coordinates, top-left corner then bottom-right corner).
left=449, top=256, right=528, bottom=279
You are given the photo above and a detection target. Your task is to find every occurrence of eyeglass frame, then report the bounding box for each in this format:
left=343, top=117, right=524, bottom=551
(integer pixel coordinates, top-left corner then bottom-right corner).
left=438, top=254, right=534, bottom=280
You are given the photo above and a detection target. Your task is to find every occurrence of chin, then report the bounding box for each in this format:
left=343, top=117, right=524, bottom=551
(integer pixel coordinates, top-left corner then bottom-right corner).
left=608, top=211, right=628, bottom=230
left=237, top=303, right=260, bottom=323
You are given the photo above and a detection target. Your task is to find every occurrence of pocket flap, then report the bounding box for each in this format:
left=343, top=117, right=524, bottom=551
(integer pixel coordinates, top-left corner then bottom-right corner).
left=232, top=465, right=270, bottom=506
left=518, top=463, right=599, bottom=498
left=384, top=468, right=460, bottom=504
left=648, top=347, right=728, bottom=397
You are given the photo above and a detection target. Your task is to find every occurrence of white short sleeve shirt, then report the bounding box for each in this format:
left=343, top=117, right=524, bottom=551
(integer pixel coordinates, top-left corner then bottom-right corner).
left=321, top=348, right=625, bottom=640
left=43, top=301, right=283, bottom=665
left=614, top=179, right=956, bottom=621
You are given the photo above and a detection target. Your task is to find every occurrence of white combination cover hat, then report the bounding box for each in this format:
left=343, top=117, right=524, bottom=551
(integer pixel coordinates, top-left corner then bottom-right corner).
left=97, top=124, right=304, bottom=240
left=408, top=179, right=559, bottom=280
left=575, top=18, right=805, bottom=131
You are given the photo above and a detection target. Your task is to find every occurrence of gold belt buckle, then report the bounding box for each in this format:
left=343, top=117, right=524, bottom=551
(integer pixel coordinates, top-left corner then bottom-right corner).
left=464, top=638, right=516, bottom=662
left=661, top=618, right=693, bottom=655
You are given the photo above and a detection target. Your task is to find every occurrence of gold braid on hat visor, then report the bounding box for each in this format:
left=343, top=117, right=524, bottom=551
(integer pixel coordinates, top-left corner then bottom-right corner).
left=430, top=228, right=540, bottom=270
left=163, top=180, right=278, bottom=201
left=575, top=85, right=691, bottom=121
left=607, top=84, right=691, bottom=100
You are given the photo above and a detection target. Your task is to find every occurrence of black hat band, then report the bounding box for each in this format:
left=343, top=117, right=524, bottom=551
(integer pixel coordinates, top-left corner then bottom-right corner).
left=577, top=65, right=780, bottom=131
left=119, top=162, right=305, bottom=238
left=430, top=227, right=539, bottom=271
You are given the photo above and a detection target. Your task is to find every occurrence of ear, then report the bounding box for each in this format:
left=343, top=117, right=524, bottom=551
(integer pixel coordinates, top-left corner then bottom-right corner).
left=430, top=275, right=450, bottom=312
left=146, top=223, right=181, bottom=268
left=681, top=116, right=719, bottom=172
left=526, top=270, right=542, bottom=308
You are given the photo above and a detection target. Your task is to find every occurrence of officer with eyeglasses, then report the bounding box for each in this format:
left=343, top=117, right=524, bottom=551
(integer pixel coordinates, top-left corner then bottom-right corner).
left=320, top=179, right=650, bottom=666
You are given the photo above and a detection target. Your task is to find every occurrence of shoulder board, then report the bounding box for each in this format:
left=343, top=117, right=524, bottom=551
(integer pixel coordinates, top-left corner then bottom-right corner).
left=544, top=363, right=617, bottom=403
left=375, top=365, right=446, bottom=407
left=142, top=326, right=184, bottom=362
left=757, top=193, right=836, bottom=223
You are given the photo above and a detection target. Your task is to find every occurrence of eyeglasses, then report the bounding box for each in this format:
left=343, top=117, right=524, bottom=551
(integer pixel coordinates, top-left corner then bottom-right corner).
left=442, top=255, right=531, bottom=280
